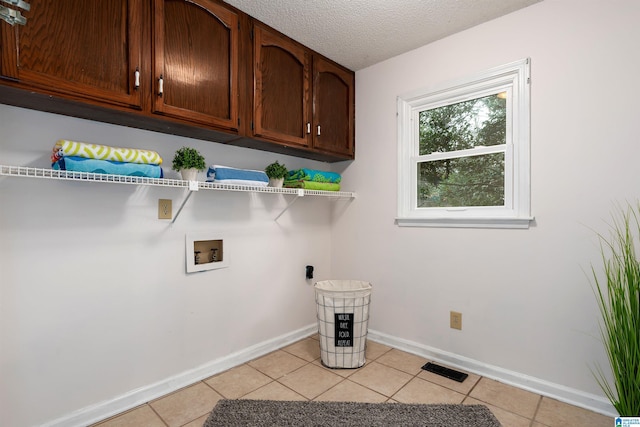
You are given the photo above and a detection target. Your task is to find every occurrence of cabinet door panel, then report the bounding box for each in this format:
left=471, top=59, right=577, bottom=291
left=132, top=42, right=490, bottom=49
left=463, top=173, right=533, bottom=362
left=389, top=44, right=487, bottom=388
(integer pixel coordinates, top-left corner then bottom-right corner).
left=253, top=25, right=309, bottom=147
left=1, top=23, right=18, bottom=79
left=313, top=56, right=354, bottom=158
left=153, top=0, right=238, bottom=131
left=1, top=0, right=142, bottom=108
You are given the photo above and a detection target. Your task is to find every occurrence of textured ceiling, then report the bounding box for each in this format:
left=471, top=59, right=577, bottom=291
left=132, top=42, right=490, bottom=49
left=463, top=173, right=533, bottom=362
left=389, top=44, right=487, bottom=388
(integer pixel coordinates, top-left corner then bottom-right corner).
left=224, top=0, right=542, bottom=71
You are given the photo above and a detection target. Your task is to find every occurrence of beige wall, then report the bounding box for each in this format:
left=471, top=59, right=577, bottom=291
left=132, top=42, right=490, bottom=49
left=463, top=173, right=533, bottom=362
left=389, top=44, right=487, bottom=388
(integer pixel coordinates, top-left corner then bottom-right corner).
left=0, top=105, right=334, bottom=426
left=333, top=0, right=640, bottom=416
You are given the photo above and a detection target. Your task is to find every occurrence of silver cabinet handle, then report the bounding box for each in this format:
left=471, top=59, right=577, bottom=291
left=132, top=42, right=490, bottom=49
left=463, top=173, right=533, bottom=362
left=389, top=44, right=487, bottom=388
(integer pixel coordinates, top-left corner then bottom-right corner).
left=1, top=0, right=30, bottom=10
left=134, top=68, right=140, bottom=90
left=307, top=123, right=311, bottom=134
left=158, top=75, right=164, bottom=97
left=317, top=125, right=321, bottom=136
left=0, top=5, right=26, bottom=25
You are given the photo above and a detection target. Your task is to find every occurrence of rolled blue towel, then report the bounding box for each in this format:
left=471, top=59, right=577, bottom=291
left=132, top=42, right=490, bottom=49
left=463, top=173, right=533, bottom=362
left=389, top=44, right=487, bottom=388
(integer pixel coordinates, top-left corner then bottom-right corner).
left=206, top=165, right=268, bottom=183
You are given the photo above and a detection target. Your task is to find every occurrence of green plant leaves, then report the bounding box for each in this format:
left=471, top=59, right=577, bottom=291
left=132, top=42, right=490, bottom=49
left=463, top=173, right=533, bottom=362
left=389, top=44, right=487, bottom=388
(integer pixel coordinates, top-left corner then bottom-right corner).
left=592, top=202, right=640, bottom=416
left=172, top=147, right=206, bottom=171
left=265, top=161, right=287, bottom=179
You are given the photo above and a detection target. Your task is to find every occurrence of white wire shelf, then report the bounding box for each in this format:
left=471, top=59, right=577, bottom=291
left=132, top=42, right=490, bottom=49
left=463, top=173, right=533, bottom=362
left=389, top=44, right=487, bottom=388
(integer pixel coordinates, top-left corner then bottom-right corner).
left=0, top=165, right=356, bottom=199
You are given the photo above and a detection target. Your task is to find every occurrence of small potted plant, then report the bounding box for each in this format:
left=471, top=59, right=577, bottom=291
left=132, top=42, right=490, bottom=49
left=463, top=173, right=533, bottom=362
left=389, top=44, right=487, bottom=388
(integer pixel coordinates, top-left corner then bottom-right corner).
left=172, top=147, right=206, bottom=181
left=265, top=161, right=288, bottom=187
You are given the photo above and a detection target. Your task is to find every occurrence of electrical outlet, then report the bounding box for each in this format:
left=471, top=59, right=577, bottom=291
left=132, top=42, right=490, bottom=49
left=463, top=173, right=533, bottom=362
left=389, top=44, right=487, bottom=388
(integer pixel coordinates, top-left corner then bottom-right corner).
left=450, top=311, right=462, bottom=330
left=158, top=199, right=172, bottom=219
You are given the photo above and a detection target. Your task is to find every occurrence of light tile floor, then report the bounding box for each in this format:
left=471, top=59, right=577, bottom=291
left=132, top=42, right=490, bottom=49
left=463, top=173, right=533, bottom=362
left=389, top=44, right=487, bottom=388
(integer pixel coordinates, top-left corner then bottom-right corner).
left=92, top=336, right=612, bottom=427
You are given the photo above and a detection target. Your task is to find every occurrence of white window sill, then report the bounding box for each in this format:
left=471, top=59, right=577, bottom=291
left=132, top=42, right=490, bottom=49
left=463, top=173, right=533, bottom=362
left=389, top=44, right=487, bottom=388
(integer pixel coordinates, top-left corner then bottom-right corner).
left=395, top=216, right=534, bottom=229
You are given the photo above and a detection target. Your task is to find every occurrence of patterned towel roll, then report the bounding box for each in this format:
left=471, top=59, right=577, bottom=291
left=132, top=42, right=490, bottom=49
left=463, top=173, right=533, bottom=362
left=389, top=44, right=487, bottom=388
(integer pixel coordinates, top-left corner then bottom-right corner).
left=51, top=140, right=163, bottom=165
left=287, top=168, right=341, bottom=184
left=53, top=157, right=163, bottom=178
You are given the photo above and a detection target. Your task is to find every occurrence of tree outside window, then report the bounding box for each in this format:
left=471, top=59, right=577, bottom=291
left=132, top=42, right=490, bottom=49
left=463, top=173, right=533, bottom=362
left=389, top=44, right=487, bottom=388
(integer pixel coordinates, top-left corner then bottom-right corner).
left=418, top=94, right=506, bottom=208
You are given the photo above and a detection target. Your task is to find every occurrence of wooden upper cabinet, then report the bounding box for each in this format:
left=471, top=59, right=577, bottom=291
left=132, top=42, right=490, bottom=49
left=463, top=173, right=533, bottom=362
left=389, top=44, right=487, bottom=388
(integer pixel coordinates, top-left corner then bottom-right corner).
left=0, top=0, right=143, bottom=109
left=152, top=0, right=238, bottom=131
left=0, top=1, right=354, bottom=161
left=312, top=56, right=355, bottom=158
left=252, top=23, right=355, bottom=159
left=253, top=24, right=310, bottom=148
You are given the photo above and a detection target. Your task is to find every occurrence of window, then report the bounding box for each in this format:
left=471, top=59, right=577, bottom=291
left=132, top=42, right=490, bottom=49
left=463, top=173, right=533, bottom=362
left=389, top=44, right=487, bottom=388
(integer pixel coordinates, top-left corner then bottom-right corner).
left=396, top=58, right=532, bottom=228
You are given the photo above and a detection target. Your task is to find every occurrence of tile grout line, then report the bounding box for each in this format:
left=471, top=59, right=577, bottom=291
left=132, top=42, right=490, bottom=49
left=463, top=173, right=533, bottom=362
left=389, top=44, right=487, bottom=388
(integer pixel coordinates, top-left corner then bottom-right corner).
left=147, top=403, right=170, bottom=427
left=466, top=377, right=539, bottom=425
left=357, top=345, right=405, bottom=401
left=244, top=352, right=315, bottom=400
left=273, top=377, right=310, bottom=401
left=307, top=344, right=396, bottom=401
left=277, top=354, right=320, bottom=400
left=529, top=394, right=544, bottom=427
left=386, top=360, right=425, bottom=403
left=285, top=356, right=368, bottom=401
left=318, top=375, right=389, bottom=402
left=466, top=374, right=482, bottom=399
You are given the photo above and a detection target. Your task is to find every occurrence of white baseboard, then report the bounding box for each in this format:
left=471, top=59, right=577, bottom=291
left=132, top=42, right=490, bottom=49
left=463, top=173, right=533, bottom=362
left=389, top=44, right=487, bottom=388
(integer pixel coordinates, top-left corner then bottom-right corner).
left=43, top=324, right=317, bottom=427
left=42, top=324, right=616, bottom=426
left=367, top=329, right=616, bottom=417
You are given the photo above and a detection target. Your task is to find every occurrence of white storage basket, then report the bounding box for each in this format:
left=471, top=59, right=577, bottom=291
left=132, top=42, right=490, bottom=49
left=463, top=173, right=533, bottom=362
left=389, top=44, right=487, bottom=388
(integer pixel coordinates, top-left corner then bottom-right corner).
left=314, top=280, right=372, bottom=369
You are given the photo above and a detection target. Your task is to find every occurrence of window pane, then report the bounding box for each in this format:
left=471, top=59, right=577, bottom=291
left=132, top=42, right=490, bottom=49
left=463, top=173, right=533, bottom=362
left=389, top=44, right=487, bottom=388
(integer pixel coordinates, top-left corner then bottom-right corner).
left=417, top=153, right=505, bottom=207
left=419, top=94, right=506, bottom=156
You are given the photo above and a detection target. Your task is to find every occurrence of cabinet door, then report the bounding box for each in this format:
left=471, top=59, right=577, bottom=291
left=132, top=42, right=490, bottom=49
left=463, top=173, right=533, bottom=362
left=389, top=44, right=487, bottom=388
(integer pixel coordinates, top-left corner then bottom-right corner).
left=0, top=0, right=143, bottom=109
left=312, top=56, right=355, bottom=158
left=253, top=24, right=310, bottom=148
left=153, top=0, right=238, bottom=131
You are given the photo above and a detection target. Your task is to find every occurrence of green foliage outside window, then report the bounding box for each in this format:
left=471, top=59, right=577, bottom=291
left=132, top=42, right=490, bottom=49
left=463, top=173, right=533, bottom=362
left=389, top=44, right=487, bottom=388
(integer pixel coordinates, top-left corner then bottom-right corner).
left=418, top=94, right=506, bottom=208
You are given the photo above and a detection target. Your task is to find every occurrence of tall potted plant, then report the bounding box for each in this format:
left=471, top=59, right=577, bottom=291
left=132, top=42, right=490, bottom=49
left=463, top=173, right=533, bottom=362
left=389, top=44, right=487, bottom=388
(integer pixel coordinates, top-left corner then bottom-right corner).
left=265, top=161, right=287, bottom=187
left=591, top=202, right=640, bottom=416
left=172, top=147, right=206, bottom=181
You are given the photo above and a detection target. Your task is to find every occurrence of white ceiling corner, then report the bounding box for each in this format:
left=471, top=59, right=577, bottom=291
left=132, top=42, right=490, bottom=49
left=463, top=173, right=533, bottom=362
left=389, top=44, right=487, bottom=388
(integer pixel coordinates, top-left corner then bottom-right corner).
left=223, top=0, right=543, bottom=71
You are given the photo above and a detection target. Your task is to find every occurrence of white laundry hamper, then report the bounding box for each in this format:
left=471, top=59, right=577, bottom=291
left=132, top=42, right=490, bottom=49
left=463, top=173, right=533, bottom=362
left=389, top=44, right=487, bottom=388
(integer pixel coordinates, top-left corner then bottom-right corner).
left=314, top=280, right=372, bottom=369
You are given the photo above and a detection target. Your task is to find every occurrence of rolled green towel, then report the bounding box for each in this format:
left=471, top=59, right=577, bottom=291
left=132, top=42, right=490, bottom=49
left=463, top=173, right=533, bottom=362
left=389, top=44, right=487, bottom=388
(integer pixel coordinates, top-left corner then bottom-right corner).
left=283, top=180, right=341, bottom=191
left=287, top=168, right=341, bottom=183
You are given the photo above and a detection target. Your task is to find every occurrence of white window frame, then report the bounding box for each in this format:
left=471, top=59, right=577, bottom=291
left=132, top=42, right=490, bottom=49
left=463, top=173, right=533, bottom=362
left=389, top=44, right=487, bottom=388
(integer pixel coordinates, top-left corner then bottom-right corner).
left=396, top=58, right=533, bottom=229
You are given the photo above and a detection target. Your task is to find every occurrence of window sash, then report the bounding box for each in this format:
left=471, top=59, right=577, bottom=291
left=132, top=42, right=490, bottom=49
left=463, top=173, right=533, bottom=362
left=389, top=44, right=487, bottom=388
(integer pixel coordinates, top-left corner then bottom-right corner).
left=411, top=144, right=512, bottom=211
left=415, top=144, right=506, bottom=162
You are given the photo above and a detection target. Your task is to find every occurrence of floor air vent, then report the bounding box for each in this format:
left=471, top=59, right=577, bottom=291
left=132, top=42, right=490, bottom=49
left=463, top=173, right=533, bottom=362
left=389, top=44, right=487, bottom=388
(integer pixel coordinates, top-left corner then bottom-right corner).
left=421, top=362, right=468, bottom=383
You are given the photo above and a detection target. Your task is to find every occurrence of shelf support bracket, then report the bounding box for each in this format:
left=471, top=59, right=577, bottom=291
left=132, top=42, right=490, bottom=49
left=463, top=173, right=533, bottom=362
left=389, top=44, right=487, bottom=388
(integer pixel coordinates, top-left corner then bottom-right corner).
left=275, top=189, right=304, bottom=221
left=171, top=181, right=199, bottom=223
